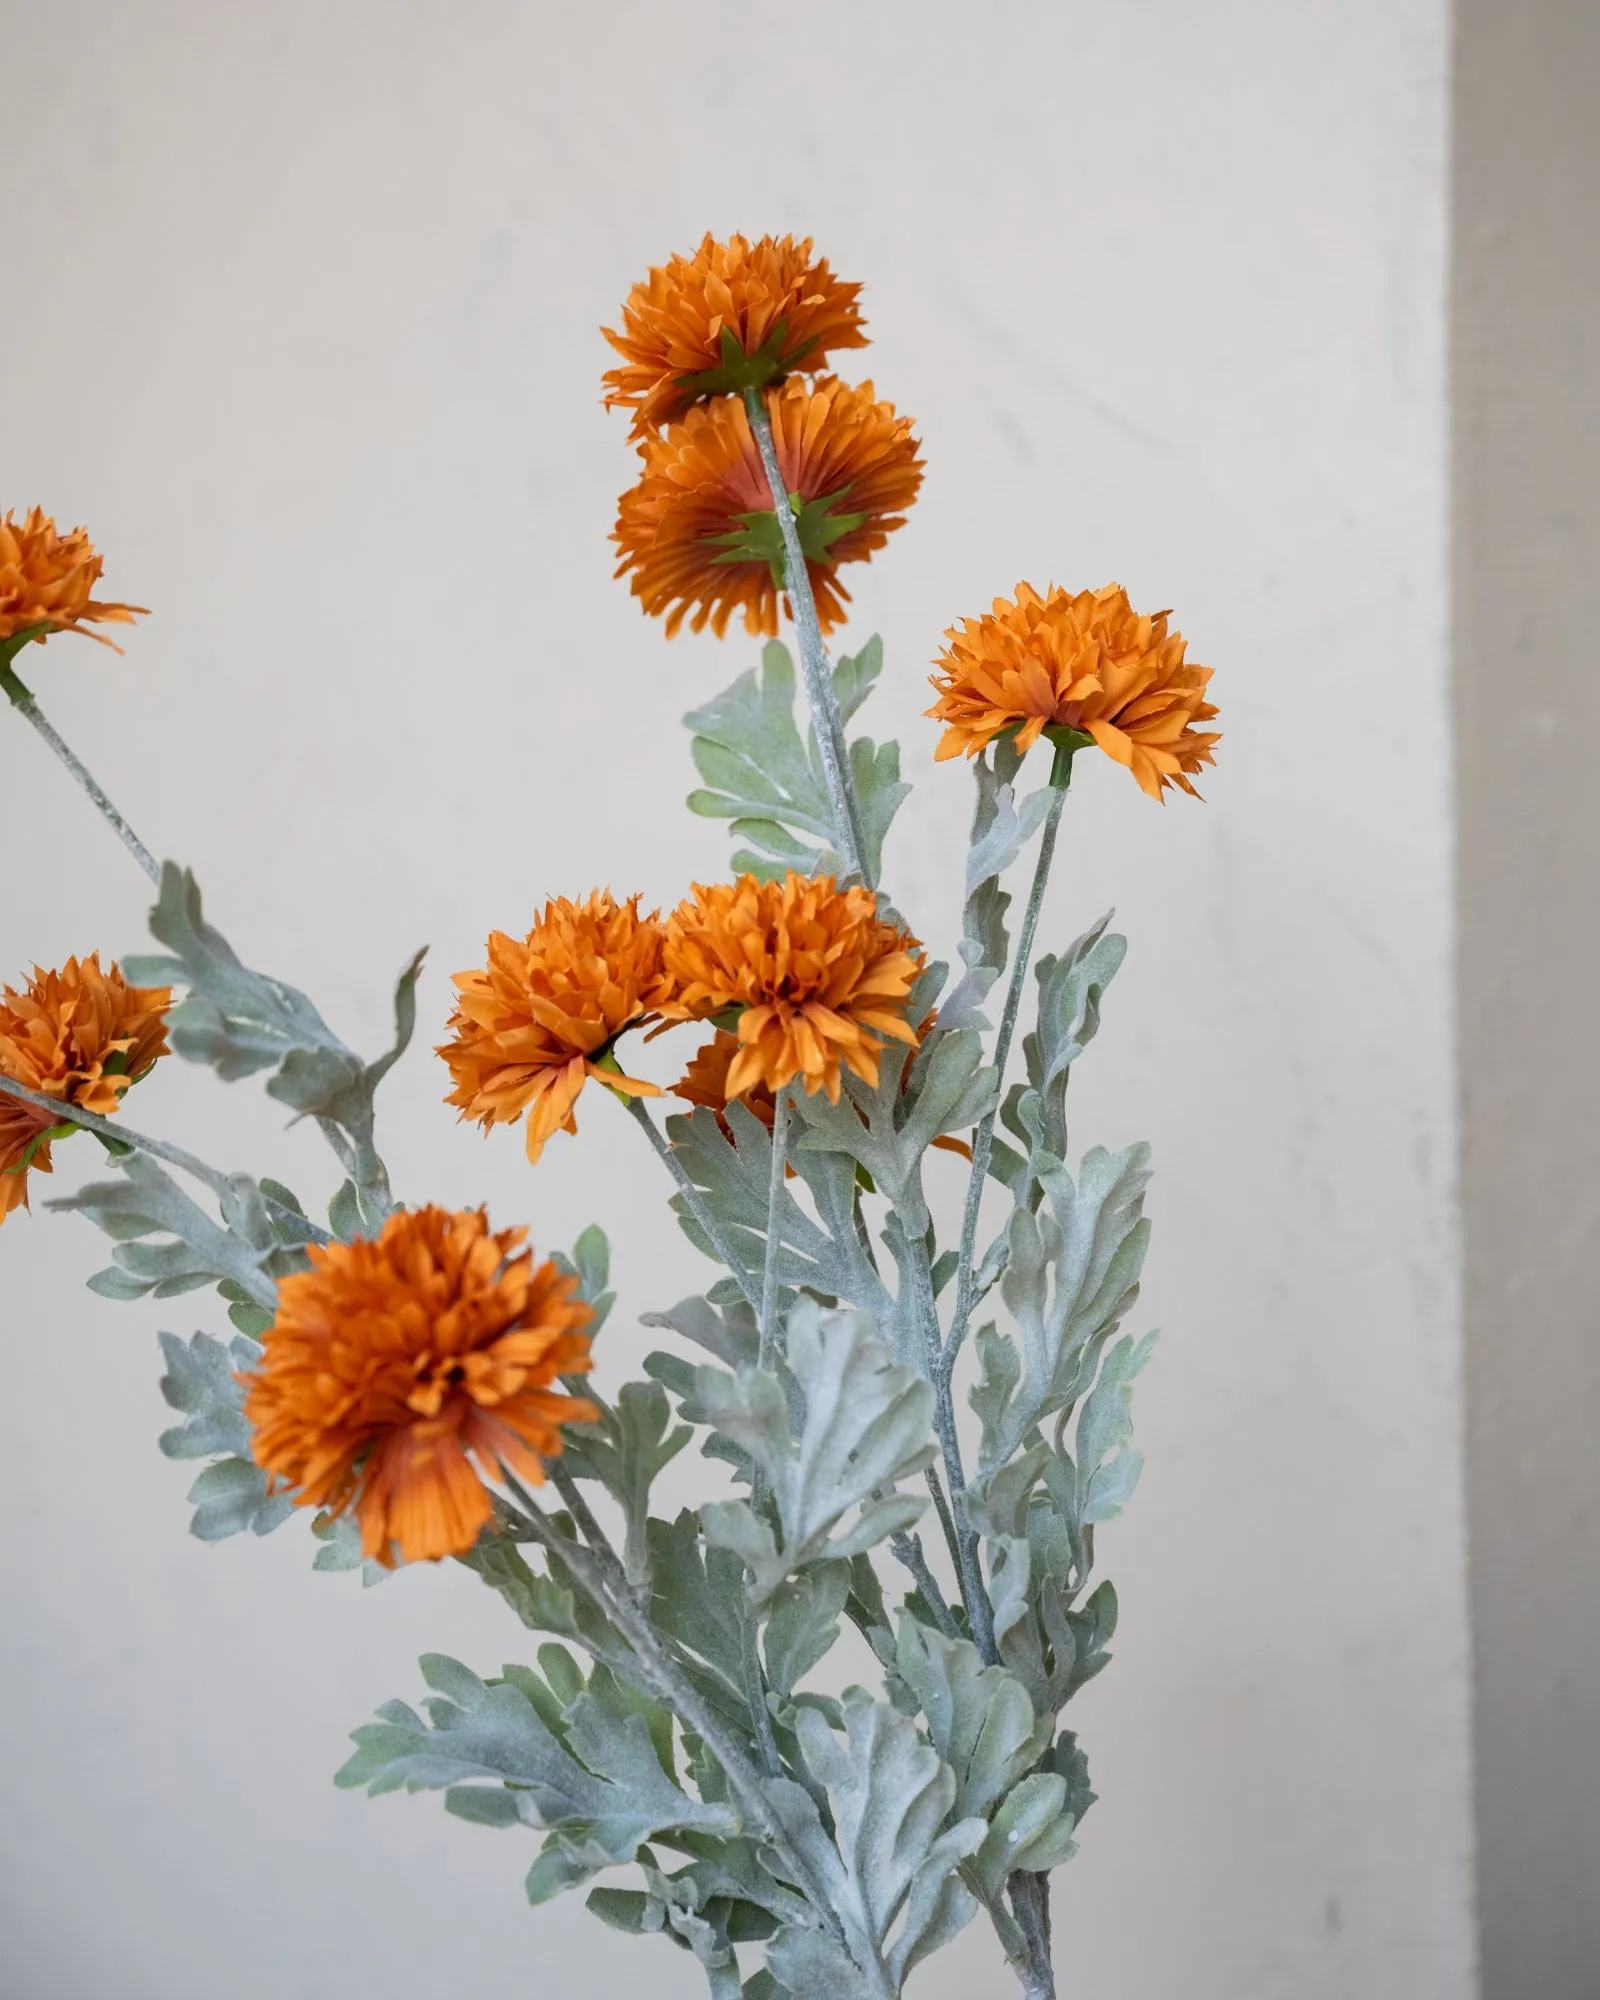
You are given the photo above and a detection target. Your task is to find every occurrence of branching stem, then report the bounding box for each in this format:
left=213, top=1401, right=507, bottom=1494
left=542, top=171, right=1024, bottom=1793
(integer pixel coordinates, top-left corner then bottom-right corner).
left=625, top=1097, right=762, bottom=1315
left=758, top=1086, right=791, bottom=1370
left=499, top=1474, right=846, bottom=1946
left=743, top=386, right=871, bottom=883
left=0, top=1072, right=231, bottom=1197
left=2, top=653, right=160, bottom=883
left=945, top=773, right=1071, bottom=1380
left=888, top=1531, right=962, bottom=1641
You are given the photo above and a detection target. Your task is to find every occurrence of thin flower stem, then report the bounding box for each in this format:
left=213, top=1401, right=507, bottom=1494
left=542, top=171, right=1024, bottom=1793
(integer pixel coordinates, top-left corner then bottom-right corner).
left=944, top=773, right=1071, bottom=1383
left=2, top=655, right=160, bottom=883
left=923, top=1464, right=965, bottom=1581
left=741, top=1599, right=784, bottom=1778
left=904, top=1222, right=994, bottom=1657
left=625, top=1096, right=762, bottom=1315
left=757, top=1086, right=791, bottom=1370
left=499, top=1474, right=849, bottom=1949
left=0, top=1072, right=231, bottom=1197
left=742, top=387, right=872, bottom=884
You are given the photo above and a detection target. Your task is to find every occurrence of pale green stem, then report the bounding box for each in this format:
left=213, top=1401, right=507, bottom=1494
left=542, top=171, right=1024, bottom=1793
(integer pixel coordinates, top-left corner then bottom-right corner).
left=888, top=1530, right=962, bottom=1641
left=944, top=772, right=1072, bottom=1382
left=1009, top=1872, right=1056, bottom=2000
left=0, top=1071, right=230, bottom=1197
left=904, top=1221, right=994, bottom=1656
left=625, top=1096, right=762, bottom=1315
left=742, top=386, right=872, bottom=883
left=2, top=652, right=160, bottom=883
left=500, top=1472, right=848, bottom=1949
left=757, top=1086, right=791, bottom=1371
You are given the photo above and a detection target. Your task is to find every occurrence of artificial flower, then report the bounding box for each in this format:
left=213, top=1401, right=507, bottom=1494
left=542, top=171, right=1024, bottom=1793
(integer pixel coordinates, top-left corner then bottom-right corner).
left=440, top=891, right=670, bottom=1165
left=245, top=1206, right=596, bottom=1566
left=660, top=872, right=923, bottom=1102
left=0, top=954, right=170, bottom=1223
left=613, top=375, right=921, bottom=639
left=603, top=232, right=868, bottom=436
left=0, top=509, right=146, bottom=651
left=927, top=581, right=1220, bottom=799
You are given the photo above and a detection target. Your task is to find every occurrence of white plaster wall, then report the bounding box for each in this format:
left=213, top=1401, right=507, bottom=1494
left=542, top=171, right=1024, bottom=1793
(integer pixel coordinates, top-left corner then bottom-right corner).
left=0, top=3, right=1468, bottom=1995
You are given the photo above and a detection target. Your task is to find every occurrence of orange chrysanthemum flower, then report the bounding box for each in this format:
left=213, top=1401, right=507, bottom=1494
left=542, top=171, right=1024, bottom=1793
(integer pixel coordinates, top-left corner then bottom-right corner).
left=660, top=872, right=923, bottom=1102
left=439, top=891, right=671, bottom=1166
left=0, top=509, right=147, bottom=652
left=602, top=232, right=868, bottom=437
left=613, top=375, right=922, bottom=640
left=927, top=582, right=1221, bottom=800
left=244, top=1206, right=597, bottom=1567
left=0, top=954, right=170, bottom=1224
left=673, top=1027, right=779, bottom=1137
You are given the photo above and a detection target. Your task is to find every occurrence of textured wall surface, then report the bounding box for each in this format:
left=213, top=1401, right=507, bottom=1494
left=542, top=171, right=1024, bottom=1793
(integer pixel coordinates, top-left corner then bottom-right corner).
left=1455, top=6, right=1600, bottom=1995
left=0, top=3, right=1468, bottom=1996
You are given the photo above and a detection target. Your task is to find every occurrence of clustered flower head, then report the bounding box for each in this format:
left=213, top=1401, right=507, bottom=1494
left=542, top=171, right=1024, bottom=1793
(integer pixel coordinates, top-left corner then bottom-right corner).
left=660, top=872, right=924, bottom=1102
left=605, top=237, right=921, bottom=647
left=245, top=1206, right=596, bottom=1566
left=0, top=954, right=171, bottom=1224
left=602, top=232, right=868, bottom=438
left=613, top=375, right=921, bottom=640
left=927, top=581, right=1220, bottom=800
left=439, top=890, right=670, bottom=1166
left=672, top=1026, right=780, bottom=1139
left=0, top=509, right=147, bottom=651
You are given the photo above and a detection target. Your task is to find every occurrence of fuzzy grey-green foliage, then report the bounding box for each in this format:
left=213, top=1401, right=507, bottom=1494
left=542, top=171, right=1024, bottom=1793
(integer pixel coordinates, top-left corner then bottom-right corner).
left=50, top=630, right=1165, bottom=2000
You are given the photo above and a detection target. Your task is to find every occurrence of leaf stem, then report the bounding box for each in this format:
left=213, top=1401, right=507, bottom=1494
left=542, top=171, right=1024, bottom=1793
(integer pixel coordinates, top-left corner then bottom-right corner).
left=758, top=1086, right=791, bottom=1370
left=0, top=1072, right=231, bottom=1197
left=625, top=1097, right=763, bottom=1315
left=742, top=386, right=871, bottom=883
left=2, top=653, right=160, bottom=883
left=944, top=774, right=1071, bottom=1381
left=1008, top=1872, right=1057, bottom=2000
left=499, top=1473, right=844, bottom=1941
left=904, top=1223, right=994, bottom=1657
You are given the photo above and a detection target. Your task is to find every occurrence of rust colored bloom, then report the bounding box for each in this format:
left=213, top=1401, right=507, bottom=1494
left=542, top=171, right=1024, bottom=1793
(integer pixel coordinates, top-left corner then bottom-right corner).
left=0, top=954, right=170, bottom=1224
left=660, top=872, right=923, bottom=1102
left=440, top=891, right=670, bottom=1166
left=603, top=233, right=868, bottom=437
left=244, top=1206, right=596, bottom=1566
left=0, top=509, right=147, bottom=651
left=927, top=582, right=1220, bottom=800
left=613, top=375, right=922, bottom=640
left=673, top=1027, right=779, bottom=1137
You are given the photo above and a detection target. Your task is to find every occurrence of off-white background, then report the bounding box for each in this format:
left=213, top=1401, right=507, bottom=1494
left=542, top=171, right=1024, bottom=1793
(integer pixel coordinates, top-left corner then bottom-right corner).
left=1, top=4, right=1468, bottom=1996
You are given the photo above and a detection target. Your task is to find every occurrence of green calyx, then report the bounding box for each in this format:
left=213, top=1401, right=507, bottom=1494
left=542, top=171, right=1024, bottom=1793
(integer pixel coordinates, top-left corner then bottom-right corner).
left=1, top=1120, right=79, bottom=1176
left=706, top=486, right=867, bottom=584
left=0, top=626, right=46, bottom=705
left=1043, top=724, right=1096, bottom=789
left=674, top=320, right=818, bottom=403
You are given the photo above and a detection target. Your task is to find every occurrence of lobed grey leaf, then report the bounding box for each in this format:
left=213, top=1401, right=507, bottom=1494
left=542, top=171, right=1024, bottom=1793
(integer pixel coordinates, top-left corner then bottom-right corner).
left=51, top=1152, right=290, bottom=1312
left=336, top=1654, right=738, bottom=1904
left=966, top=1771, right=1079, bottom=1903
left=893, top=1616, right=1052, bottom=1821
left=976, top=1144, right=1151, bottom=1472
left=683, top=640, right=908, bottom=882
left=156, top=1329, right=257, bottom=1461
left=132, top=864, right=421, bottom=1223
left=186, top=1456, right=293, bottom=1541
left=763, top=1562, right=851, bottom=1699
left=1014, top=914, right=1127, bottom=1174
left=763, top=1691, right=985, bottom=1995
left=697, top=1304, right=935, bottom=1605
left=559, top=1380, right=691, bottom=1586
